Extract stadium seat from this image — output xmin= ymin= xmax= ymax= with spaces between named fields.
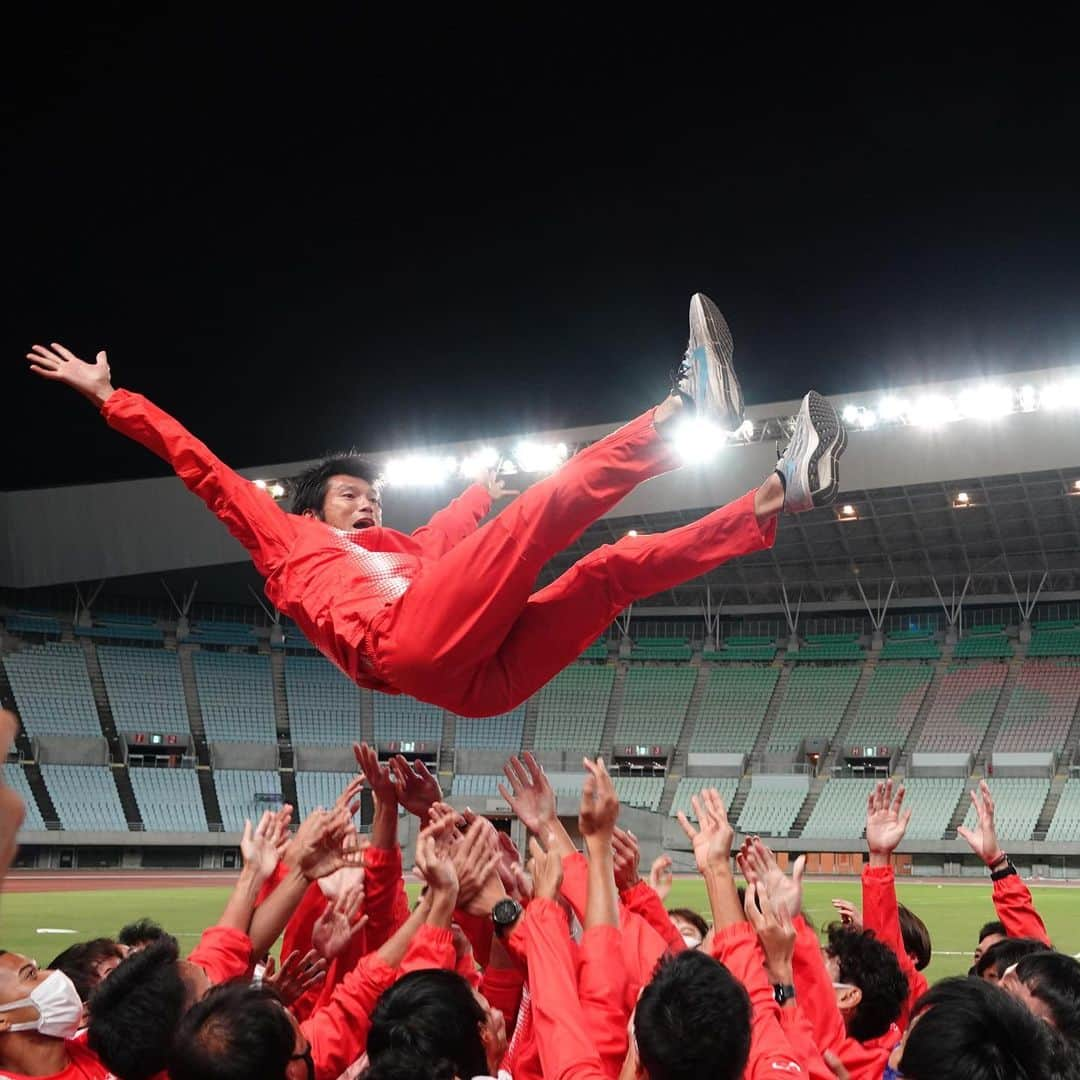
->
xmin=40 ymin=765 xmax=127 ymax=831
xmin=880 ymin=632 xmax=941 ymax=660
xmin=454 ymin=709 xmax=526 ymax=750
xmin=915 ymin=663 xmax=1007 ymax=753
xmin=193 ymin=653 xmax=277 ymax=743
xmin=767 ymin=666 xmax=860 ymax=754
xmin=128 ymin=767 xmax=208 ymax=831
xmin=285 ymin=655 xmax=362 ymax=746
xmin=2 ymin=763 xmax=45 ymax=829
xmin=846 ymin=664 xmax=933 ymax=749
xmin=953 ymin=633 xmax=1012 ymax=660
xmin=899 ymin=777 xmax=966 ymax=840
xmin=960 ymin=778 xmax=1048 ymax=842
xmin=1046 ymin=780 xmax=1080 ymax=842
xmin=213 ymin=769 xmax=282 ymax=831
xmin=994 ymin=660 xmax=1080 ymax=753
xmin=612 ymin=776 xmax=665 ymax=811
xmin=295 ymin=770 xmax=361 ymax=819
xmin=1028 ymin=626 xmax=1080 ymax=658
xmin=614 ymin=668 xmax=697 ymax=747
xmin=3 ymin=643 xmax=102 ymax=738
xmin=690 ymin=666 xmax=779 ymax=753
xmin=668 ymin=776 xmax=740 ymax=819
xmin=702 ymin=643 xmax=779 ymax=662
xmin=373 ymin=694 xmax=444 ymax=747
xmin=801 ymin=778 xmax=876 ymax=838
xmin=736 ymin=775 xmax=809 ymax=835
xmin=532 ymin=665 xmax=615 ymax=754
xmin=99 ymin=646 xmax=190 ymax=736
xmin=629 ymin=639 xmax=693 ymax=661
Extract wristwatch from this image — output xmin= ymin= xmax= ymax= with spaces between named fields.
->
xmin=492 ymin=897 xmax=524 ymax=936
xmin=773 ymin=983 xmax=796 ymax=1007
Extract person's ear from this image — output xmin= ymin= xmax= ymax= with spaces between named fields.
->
xmin=836 ymin=984 xmax=862 ymax=1012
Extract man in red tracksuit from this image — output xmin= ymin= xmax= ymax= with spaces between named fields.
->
xmin=26 ymin=299 xmax=846 ymax=716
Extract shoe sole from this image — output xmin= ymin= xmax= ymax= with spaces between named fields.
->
xmin=688 ymin=293 xmax=744 ymax=429
xmin=804 ymin=390 xmax=847 ymax=506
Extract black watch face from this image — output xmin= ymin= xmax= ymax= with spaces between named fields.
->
xmin=493 ymin=899 xmax=520 ymax=925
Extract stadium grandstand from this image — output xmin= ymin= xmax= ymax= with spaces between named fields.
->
xmin=2 ymin=365 xmax=1080 ymax=878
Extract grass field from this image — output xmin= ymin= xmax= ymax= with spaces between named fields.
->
xmin=1 ymin=879 xmax=1076 ymax=982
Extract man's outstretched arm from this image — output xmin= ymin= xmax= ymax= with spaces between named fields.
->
xmin=27 ymin=344 xmax=298 ymax=577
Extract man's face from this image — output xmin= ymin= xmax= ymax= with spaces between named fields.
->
xmin=973 ymin=932 xmax=1005 ymax=966
xmin=0 ymin=953 xmax=50 ymax=1032
xmin=669 ymin=915 xmax=703 ymax=949
xmin=472 ymin=988 xmax=507 ymax=1071
xmin=315 ymin=475 xmax=383 ymax=532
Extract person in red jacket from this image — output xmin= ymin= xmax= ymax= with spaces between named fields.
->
xmin=957 ymin=780 xmax=1051 ymax=945
xmin=25 ymin=297 xmax=847 ymax=717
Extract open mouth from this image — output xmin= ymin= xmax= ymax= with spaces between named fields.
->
xmin=352 ymin=516 xmax=375 ymax=529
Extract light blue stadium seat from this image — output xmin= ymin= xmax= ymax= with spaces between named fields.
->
xmin=128 ymin=767 xmax=208 ymax=831
xmin=3 ymin=644 xmax=102 ymax=738
xmin=40 ymin=765 xmax=127 ymax=831
xmin=99 ymin=646 xmax=189 ymax=736
xmin=286 ymin=655 xmax=362 ymax=746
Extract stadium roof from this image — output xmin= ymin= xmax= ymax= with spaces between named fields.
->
xmin=3 ymin=366 xmax=1079 ymax=617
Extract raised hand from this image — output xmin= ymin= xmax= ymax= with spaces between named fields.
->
xmin=578 ymin=757 xmax=619 ymax=841
xmin=744 ymin=879 xmax=796 ymax=985
xmin=498 ymin=752 xmax=556 ymax=835
xmin=956 ymin=779 xmax=1004 ymax=868
xmin=676 ymin=788 xmax=734 ymax=875
xmin=269 ymin=804 xmax=294 ymax=863
xmin=389 ymin=755 xmax=443 ymax=821
xmin=286 ymin=807 xmax=361 ymax=881
xmin=264 ymin=949 xmax=327 ymax=1006
xmin=312 ymin=882 xmax=368 ymax=960
xmin=334 ymin=774 xmax=366 ymax=817
xmin=353 ymin=742 xmax=398 ymax=810
xmin=737 ymin=837 xmax=805 ymax=920
xmin=831 ymin=897 xmax=863 ymax=930
xmin=451 ymin=816 xmax=505 ymax=916
xmin=26 ymin=343 xmax=115 ymax=406
xmin=317 ymin=827 xmax=367 ymax=901
xmin=528 ymin=836 xmax=564 ymax=901
xmin=612 ymin=826 xmax=641 ymax=892
xmin=241 ymin=811 xmax=284 ymax=882
xmin=648 ymin=853 xmax=674 ymax=901
xmin=865 ymin=780 xmax=912 ymax=861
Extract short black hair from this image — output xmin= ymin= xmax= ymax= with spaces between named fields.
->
xmin=975 ymin=937 xmax=1052 ymax=980
xmin=634 ymin=949 xmax=751 ymax=1080
xmin=87 ymin=938 xmax=188 ymax=1080
xmin=48 ymin=938 xmax=125 ymax=1002
xmin=367 ymin=970 xmax=487 ymax=1079
xmin=291 ymin=455 xmax=380 ymax=518
xmin=666 ymin=908 xmax=708 ymax=939
xmin=1015 ymin=951 xmax=1080 ymax=1041
xmin=169 ymin=981 xmax=295 ymax=1080
xmin=978 ymin=919 xmax=1007 ymax=943
xmin=901 ymin=977 xmax=1055 ymax=1079
xmin=825 ymin=925 xmax=907 ymax=1042
xmin=897 ymin=904 xmax=932 ymax=972
xmin=117 ymin=917 xmax=174 ymax=950
xmin=361 ymin=1048 xmax=459 ymax=1080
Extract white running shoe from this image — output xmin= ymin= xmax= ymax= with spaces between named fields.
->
xmin=674 ymin=293 xmax=745 ymax=431
xmin=776 ymin=391 xmax=847 ymax=512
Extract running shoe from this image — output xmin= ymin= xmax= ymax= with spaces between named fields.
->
xmin=776 ymin=391 xmax=847 ymax=512
xmin=674 ymin=293 xmax=745 ymax=431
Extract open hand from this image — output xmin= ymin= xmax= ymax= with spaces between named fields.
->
xmin=528 ymin=837 xmax=564 ymax=901
xmin=865 ymin=780 xmax=911 ymax=858
xmin=737 ymin=837 xmax=805 ymax=920
xmin=612 ymin=827 xmax=641 ymax=892
xmin=26 ymin=343 xmax=115 ymax=406
xmin=264 ymin=949 xmax=327 ymax=1006
xmin=390 ymin=755 xmax=442 ymax=821
xmin=498 ymin=753 xmax=556 ymax=835
xmin=649 ymin=854 xmax=673 ymax=901
xmin=578 ymin=757 xmax=619 ymax=840
xmin=676 ymin=788 xmax=734 ymax=875
xmin=956 ymin=779 xmax=1003 ymax=867
xmin=312 ymin=881 xmax=368 ymax=960
xmin=241 ymin=811 xmax=284 ymax=882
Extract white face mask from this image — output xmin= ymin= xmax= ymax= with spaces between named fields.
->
xmin=681 ymin=932 xmax=703 ymax=949
xmin=0 ymin=970 xmax=84 ymax=1038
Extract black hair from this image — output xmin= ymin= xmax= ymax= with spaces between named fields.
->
xmin=666 ymin=908 xmax=708 ymax=940
xmin=88 ymin=938 xmax=188 ymax=1080
xmin=634 ymin=949 xmax=751 ymax=1080
xmin=168 ymin=981 xmax=295 ymax=1080
xmin=897 ymin=904 xmax=932 ymax=972
xmin=901 ymin=977 xmax=1056 ymax=1079
xmin=48 ymin=938 xmax=125 ymax=1002
xmin=1015 ymin=951 xmax=1080 ymax=1041
xmin=825 ymin=924 xmax=907 ymax=1042
xmin=978 ymin=919 xmax=1007 ymax=943
xmin=361 ymin=1048 xmax=459 ymax=1080
xmin=975 ymin=937 xmax=1052 ymax=980
xmin=367 ymin=970 xmax=487 ymax=1079
xmin=291 ymin=455 xmax=380 ymax=518
xmin=117 ymin=918 xmax=175 ymax=950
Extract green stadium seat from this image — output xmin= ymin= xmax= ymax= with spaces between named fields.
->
xmin=533 ymin=665 xmax=615 ymax=754
xmin=767 ymin=666 xmax=860 ymax=754
xmin=615 ymin=668 xmax=697 ymax=747
xmin=690 ymin=667 xmax=778 ymax=753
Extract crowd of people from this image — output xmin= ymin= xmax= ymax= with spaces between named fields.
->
xmin=0 ymin=714 xmax=1077 ymax=1079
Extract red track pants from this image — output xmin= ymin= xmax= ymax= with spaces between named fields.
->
xmin=370 ymin=408 xmax=777 ymax=716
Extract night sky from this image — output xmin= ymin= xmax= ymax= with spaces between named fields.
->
xmin=4 ymin=13 xmax=1079 ymax=489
